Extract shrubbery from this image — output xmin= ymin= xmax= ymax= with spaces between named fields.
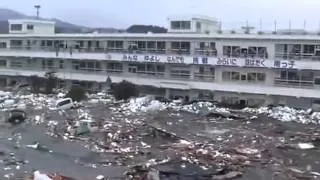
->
xmin=29 ymin=72 xmax=57 ymax=94
xmin=44 ymin=72 xmax=57 ymax=94
xmin=29 ymin=75 xmax=43 ymax=94
xmin=111 ymin=80 xmax=139 ymax=100
xmin=66 ymin=86 xmax=87 ymax=102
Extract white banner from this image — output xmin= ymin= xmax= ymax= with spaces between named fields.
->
xmin=116 ymin=54 xmax=298 ymax=69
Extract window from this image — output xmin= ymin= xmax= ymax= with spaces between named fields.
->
xmin=10 ymin=24 xmax=22 ymax=31
xmin=11 ymin=61 xmax=23 ymax=68
xmin=257 ymin=73 xmax=266 ymax=81
xmin=27 ymin=24 xmax=34 ymax=30
xmin=241 ymin=74 xmax=246 ymax=81
xmin=87 ymin=61 xmax=94 ymax=69
xmin=107 ymin=41 xmax=123 ymax=49
xmin=137 ymin=41 xmax=146 ymax=50
xmin=156 ymin=42 xmax=165 ymax=50
xmin=80 ymin=62 xmax=86 ymax=69
xmin=0 ymin=60 xmax=6 ymax=67
xmin=315 ymin=78 xmax=320 ymax=85
xmin=107 ymin=62 xmax=123 ymax=71
xmin=59 ymin=60 xmax=64 ymax=69
xmin=222 ymin=71 xmax=231 ymax=80
xmin=196 ymin=22 xmax=201 ymax=30
xmin=47 ymin=60 xmax=54 ymax=68
xmin=156 ymin=64 xmax=165 ymax=72
xmin=147 ymin=41 xmax=156 ymax=49
xmin=171 ymin=42 xmax=180 ymax=49
xmin=10 ymin=40 xmax=23 ymax=46
xmin=221 ymin=96 xmax=239 ymax=105
xmin=303 ymin=45 xmax=315 ymax=54
xmin=170 ymin=21 xmax=191 ymax=30
xmin=95 ymin=62 xmax=101 ymax=69
xmin=232 ymin=72 xmax=240 ymax=80
xmin=247 ymin=73 xmax=257 ymax=81
xmin=171 ymin=21 xmax=180 ymax=29
xmin=222 ymin=71 xmax=240 ymax=81
xmin=47 ymin=41 xmax=53 ymax=47
xmin=115 ymin=41 xmax=123 ymax=48
xmin=181 ymin=21 xmax=191 ymax=29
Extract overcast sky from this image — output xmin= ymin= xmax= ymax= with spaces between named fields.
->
xmin=1 ymin=0 xmax=320 ymax=30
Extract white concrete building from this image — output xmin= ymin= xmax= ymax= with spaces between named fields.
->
xmin=0 ymin=16 xmax=320 ymax=108
xmin=8 ymin=19 xmax=55 ymax=34
xmin=167 ymin=15 xmax=219 ymax=34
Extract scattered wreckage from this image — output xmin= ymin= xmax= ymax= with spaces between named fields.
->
xmin=0 ymin=109 xmax=27 ymax=125
xmin=0 ymin=90 xmax=320 ymax=179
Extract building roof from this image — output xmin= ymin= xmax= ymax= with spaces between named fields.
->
xmin=167 ymin=14 xmax=218 ymax=22
xmin=8 ymin=19 xmax=56 ymax=25
xmin=1 ymin=31 xmax=320 ymax=41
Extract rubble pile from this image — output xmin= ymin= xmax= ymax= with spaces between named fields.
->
xmin=1 ymin=91 xmax=320 ymax=179
xmin=243 ymin=106 xmax=320 ymax=124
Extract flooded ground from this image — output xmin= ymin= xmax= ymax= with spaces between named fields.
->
xmin=0 ymin=93 xmax=319 ymax=179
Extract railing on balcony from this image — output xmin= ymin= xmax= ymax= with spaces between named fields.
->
xmin=170 ymin=72 xmax=190 ymax=79
xmin=194 ymin=73 xmax=215 ymax=81
xmin=273 ymin=78 xmax=315 ymax=88
xmin=5 ymin=46 xmax=195 ymax=56
xmin=194 ymin=49 xmax=217 ymax=56
xmin=274 ymin=52 xmax=320 ymax=60
xmin=168 ymin=49 xmax=190 ymax=55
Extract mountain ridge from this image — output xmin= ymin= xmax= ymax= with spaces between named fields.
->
xmin=0 ymin=8 xmax=167 ymax=34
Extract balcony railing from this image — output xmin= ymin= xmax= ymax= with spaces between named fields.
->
xmin=194 ymin=73 xmax=215 ymax=81
xmin=222 ymin=53 xmax=268 ymax=59
xmin=194 ymin=49 xmax=217 ymax=56
xmin=5 ymin=46 xmax=195 ymax=56
xmin=275 ymin=52 xmax=320 ymax=60
xmin=274 ymin=78 xmax=315 ymax=88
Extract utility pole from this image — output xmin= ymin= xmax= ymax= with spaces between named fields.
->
xmin=34 ymin=5 xmax=41 ymax=19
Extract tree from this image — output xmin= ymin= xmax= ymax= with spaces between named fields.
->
xmin=44 ymin=71 xmax=58 ymax=94
xmin=111 ymin=80 xmax=139 ymax=100
xmin=105 ymin=76 xmax=112 ymax=93
xmin=66 ymin=86 xmax=87 ymax=102
xmin=29 ymin=75 xmax=43 ymax=93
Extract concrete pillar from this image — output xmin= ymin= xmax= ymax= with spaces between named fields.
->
xmin=64 ymin=80 xmax=73 ymax=90
xmin=190 ymin=42 xmax=196 ymax=55
xmin=6 ymin=77 xmax=11 ymax=86
xmin=122 ymin=62 xmax=129 ymax=76
xmin=165 ymin=42 xmax=171 ymax=54
xmin=164 ymin=64 xmax=170 ymax=78
xmin=165 ymin=88 xmax=171 ymax=99
xmin=123 ymin=41 xmax=129 ymax=50
xmin=189 ymin=65 xmax=195 ymax=80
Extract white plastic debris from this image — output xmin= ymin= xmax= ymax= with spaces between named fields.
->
xmin=298 ymin=143 xmax=315 ymax=149
xmin=57 ymin=92 xmax=65 ymax=98
xmin=179 ymin=139 xmax=192 ymax=145
xmin=243 ymin=106 xmax=320 ymax=124
xmin=33 ymin=171 xmax=53 ymax=180
xmin=236 ymin=148 xmax=259 ymax=155
xmin=26 ymin=142 xmax=39 ymax=149
xmin=96 ymin=175 xmax=105 ymax=180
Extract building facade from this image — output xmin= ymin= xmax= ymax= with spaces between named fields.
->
xmin=0 ymin=17 xmax=320 ymax=108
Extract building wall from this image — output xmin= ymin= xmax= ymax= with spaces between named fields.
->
xmin=32 ymin=23 xmax=55 ymax=34
xmin=8 ymin=20 xmax=55 ymax=34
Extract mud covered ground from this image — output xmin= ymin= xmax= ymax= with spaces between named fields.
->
xmin=0 ymin=94 xmax=319 ymax=179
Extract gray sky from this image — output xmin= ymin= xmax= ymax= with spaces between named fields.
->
xmin=1 ymin=0 xmax=320 ymax=30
